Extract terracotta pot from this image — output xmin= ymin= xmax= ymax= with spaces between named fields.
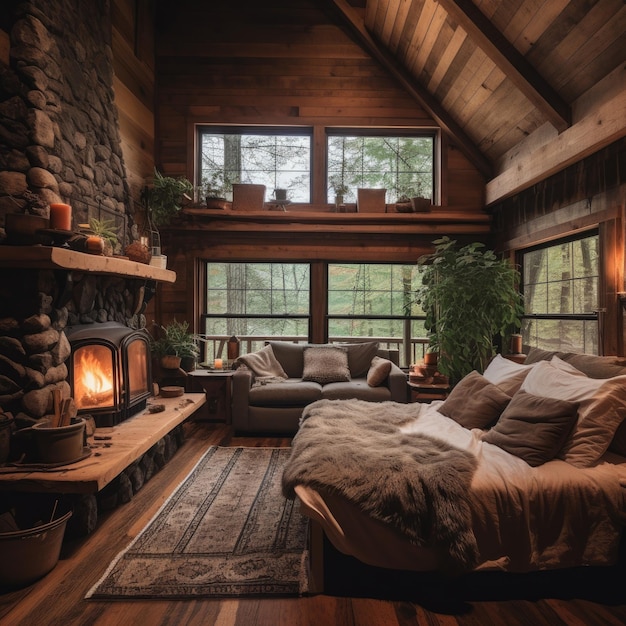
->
xmin=161 ymin=355 xmax=182 ymax=370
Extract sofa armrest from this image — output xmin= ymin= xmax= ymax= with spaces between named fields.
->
xmin=387 ymin=362 xmax=408 ymax=403
xmin=232 ymin=367 xmax=255 ymax=430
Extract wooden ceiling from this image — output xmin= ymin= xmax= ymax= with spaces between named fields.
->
xmin=335 ymin=0 xmax=626 ymax=184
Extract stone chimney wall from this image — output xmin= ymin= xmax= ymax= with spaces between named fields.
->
xmin=0 ymin=0 xmax=130 ymax=227
xmin=0 ymin=0 xmax=146 ymax=427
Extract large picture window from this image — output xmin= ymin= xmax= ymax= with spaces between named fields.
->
xmin=202 ymin=261 xmax=427 ymax=367
xmin=327 ymin=131 xmax=435 ymax=204
xmin=327 ymin=263 xmax=426 ymax=366
xmin=196 ymin=125 xmax=437 ymax=206
xmin=202 ymin=262 xmax=311 ymax=362
xmin=197 ymin=127 xmax=312 ymax=201
xmin=521 ymin=233 xmax=599 ymax=354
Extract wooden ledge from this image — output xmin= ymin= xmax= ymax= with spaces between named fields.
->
xmin=0 ymin=246 xmax=176 ymax=283
xmin=0 ymin=393 xmax=206 ymax=494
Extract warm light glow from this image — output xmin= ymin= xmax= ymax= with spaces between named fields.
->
xmin=74 ymin=346 xmax=114 ymax=409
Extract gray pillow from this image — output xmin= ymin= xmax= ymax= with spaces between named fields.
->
xmin=439 ymin=371 xmax=511 ymax=429
xmin=483 ymin=390 xmax=579 ymax=467
xmin=337 ymin=341 xmax=379 ymax=378
xmin=302 ymin=346 xmax=350 ymax=384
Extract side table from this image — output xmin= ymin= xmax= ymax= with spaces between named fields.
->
xmin=407 ymin=381 xmax=451 ymax=403
xmin=186 ymin=369 xmax=235 ymax=423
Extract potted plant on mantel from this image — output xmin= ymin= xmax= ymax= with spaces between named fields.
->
xmin=414 ymin=237 xmax=524 ymax=384
xmin=150 ymin=320 xmax=200 ymax=372
xmin=202 ymin=172 xmax=233 ymax=210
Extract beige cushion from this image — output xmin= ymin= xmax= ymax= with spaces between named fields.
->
xmin=439 ymin=371 xmax=511 ymax=430
xmin=237 ymin=345 xmax=287 ymax=379
xmin=482 ymin=391 xmax=579 ymax=467
xmin=521 ymin=360 xmax=626 ymax=467
xmin=560 ymin=376 xmax=626 ymax=467
xmin=367 ymin=356 xmax=392 ymax=387
xmin=302 ymin=346 xmax=350 ymax=384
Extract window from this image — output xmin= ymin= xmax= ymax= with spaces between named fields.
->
xmin=197 ymin=127 xmax=312 ymax=202
xmin=202 ymin=263 xmax=310 ymax=361
xmin=202 ymin=262 xmax=428 ymax=367
xmin=327 ymin=263 xmax=426 ymax=366
xmin=327 ymin=131 xmax=435 ymax=203
xmin=196 ymin=126 xmax=438 ymax=205
xmin=521 ymin=233 xmax=599 ymax=354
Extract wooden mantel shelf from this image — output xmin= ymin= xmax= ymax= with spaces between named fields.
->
xmin=178 ymin=207 xmax=491 ymax=235
xmin=0 ymin=245 xmax=176 ymax=283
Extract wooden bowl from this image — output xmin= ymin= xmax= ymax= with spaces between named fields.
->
xmin=160 ymin=386 xmax=184 ymax=398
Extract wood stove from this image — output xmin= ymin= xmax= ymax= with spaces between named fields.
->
xmin=65 ymin=322 xmax=152 ymax=427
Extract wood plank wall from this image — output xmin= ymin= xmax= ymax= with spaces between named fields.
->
xmin=111 ymin=0 xmax=155 ymax=203
xmin=147 ymin=0 xmax=486 ymax=330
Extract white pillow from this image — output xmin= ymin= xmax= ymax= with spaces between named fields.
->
xmin=549 ymin=355 xmax=587 ymax=376
xmin=483 ymin=354 xmax=534 ymax=385
xmin=520 ymin=360 xmax=607 ymax=402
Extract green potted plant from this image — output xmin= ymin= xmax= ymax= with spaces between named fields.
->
xmin=414 ymin=237 xmax=524 ymax=384
xmin=150 ymin=320 xmax=200 ymax=372
xmin=83 ymin=218 xmax=120 ymax=256
xmin=143 ymin=169 xmax=194 ymax=228
xmin=202 ymin=172 xmax=233 ymax=209
xmin=329 ymin=176 xmax=349 ymax=207
xmin=410 ymin=180 xmax=432 ymax=212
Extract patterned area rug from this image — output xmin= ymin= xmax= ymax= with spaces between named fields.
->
xmin=86 ymin=446 xmax=309 ymax=598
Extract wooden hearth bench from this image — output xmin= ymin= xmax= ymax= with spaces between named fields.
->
xmin=0 ymin=393 xmax=206 ymax=535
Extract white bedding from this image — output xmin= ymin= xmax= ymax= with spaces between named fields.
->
xmin=295 ymin=400 xmax=626 ymax=573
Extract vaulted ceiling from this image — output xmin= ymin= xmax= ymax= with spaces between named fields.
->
xmin=334 ymin=0 xmax=626 ymax=201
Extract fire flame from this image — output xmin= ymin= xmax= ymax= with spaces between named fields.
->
xmin=75 ymin=348 xmax=114 ymax=408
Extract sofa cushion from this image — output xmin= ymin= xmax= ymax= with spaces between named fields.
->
xmin=268 ymin=341 xmax=309 ymax=378
xmin=237 ymin=344 xmax=287 ymax=378
xmin=367 ymin=356 xmax=392 ymax=387
xmin=302 ymin=345 xmax=350 ymax=384
xmin=249 ymin=379 xmax=322 ymax=407
xmin=322 ymin=379 xmax=392 ymax=402
xmin=337 ymin=341 xmax=380 ymax=378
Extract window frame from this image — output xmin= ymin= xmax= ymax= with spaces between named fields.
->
xmin=519 ymin=231 xmax=600 ymax=354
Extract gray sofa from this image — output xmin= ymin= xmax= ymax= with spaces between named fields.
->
xmin=231 ymin=340 xmax=407 ymax=434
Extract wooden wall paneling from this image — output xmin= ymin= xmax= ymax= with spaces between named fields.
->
xmin=599 ymin=218 xmax=624 ymax=356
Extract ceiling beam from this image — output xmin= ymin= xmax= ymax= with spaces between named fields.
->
xmin=438 ymin=0 xmax=571 ymax=132
xmin=327 ymin=0 xmax=493 ymax=179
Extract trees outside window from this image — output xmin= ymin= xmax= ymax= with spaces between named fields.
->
xmin=522 ymin=233 xmax=599 ymax=354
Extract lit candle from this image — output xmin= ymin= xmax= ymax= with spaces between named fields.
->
xmin=214 ymin=358 xmax=223 ymax=369
xmin=49 ymin=203 xmax=72 ymax=231
xmin=510 ymin=334 xmax=523 ymax=354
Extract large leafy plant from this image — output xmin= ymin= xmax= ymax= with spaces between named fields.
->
xmin=415 ymin=237 xmax=524 ymax=383
xmin=143 ymin=169 xmax=193 ymax=227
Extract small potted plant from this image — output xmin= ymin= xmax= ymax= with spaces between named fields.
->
xmin=394 ymin=184 xmax=414 ymax=213
xmin=83 ymin=218 xmax=120 ymax=256
xmin=329 ymin=176 xmax=349 ymax=209
xmin=142 ymin=169 xmax=194 ymax=228
xmin=202 ymin=172 xmax=233 ymax=209
xmin=150 ymin=320 xmax=200 ymax=372
xmin=410 ymin=181 xmax=432 ymax=212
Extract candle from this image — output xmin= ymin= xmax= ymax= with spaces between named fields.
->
xmin=49 ymin=203 xmax=72 ymax=231
xmin=510 ymin=334 xmax=523 ymax=354
xmin=214 ymin=358 xmax=223 ymax=369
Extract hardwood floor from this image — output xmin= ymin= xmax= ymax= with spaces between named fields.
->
xmin=1 ymin=419 xmax=625 ymax=626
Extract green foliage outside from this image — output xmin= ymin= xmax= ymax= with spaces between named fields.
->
xmin=414 ymin=237 xmax=524 ymax=383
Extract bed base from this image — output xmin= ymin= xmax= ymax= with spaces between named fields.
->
xmin=308 ymin=520 xmax=626 ymax=604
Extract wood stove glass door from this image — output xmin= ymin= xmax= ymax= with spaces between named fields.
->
xmin=73 ymin=344 xmax=117 ymax=412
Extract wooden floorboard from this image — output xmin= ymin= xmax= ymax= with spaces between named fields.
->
xmin=0 ymin=420 xmax=625 ymax=626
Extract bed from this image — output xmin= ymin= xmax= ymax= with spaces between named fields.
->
xmin=281 ymin=349 xmax=626 ymax=592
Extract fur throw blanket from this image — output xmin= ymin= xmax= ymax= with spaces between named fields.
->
xmin=282 ymin=399 xmax=479 ymax=572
